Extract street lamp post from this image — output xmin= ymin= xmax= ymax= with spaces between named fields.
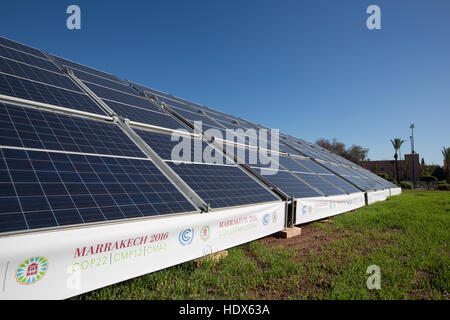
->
xmin=410 ymin=123 xmax=415 ymax=187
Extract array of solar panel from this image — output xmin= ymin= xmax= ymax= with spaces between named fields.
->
xmin=228 ymin=147 xmax=323 ymax=197
xmin=0 ymin=37 xmax=107 ymax=116
xmin=49 ymin=54 xmax=123 ymax=83
xmin=320 ymin=162 xmax=384 ymax=191
xmin=135 ymin=129 xmax=228 ymax=164
xmin=356 ymin=168 xmax=398 ymax=188
xmin=0 ymin=73 xmax=107 ymax=116
xmin=130 ymin=82 xmax=252 ymax=140
xmin=255 ymin=168 xmax=322 ymax=198
xmin=0 ymin=102 xmax=144 ymax=158
xmin=0 ymin=148 xmax=197 ymax=234
xmin=318 ymin=174 xmax=361 ymax=194
xmin=0 ymin=45 xmax=60 ymax=73
xmin=158 ymin=96 xmax=223 ymax=128
xmin=131 ymin=129 xmax=279 ymax=208
xmin=167 ymin=162 xmax=279 ymax=208
xmin=48 ymin=57 xmax=188 ymax=130
xmin=72 ymin=69 xmax=138 ymax=96
xmin=230 ymin=146 xmax=360 ymax=196
xmin=293 ymin=173 xmax=344 ymax=196
xmin=0 ymin=37 xmax=47 ymax=59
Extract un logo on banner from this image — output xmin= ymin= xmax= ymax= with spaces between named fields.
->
xmin=262 ymin=213 xmax=270 ymax=226
xmin=302 ymin=205 xmax=307 ymax=215
xmin=178 ymin=228 xmax=194 ymax=246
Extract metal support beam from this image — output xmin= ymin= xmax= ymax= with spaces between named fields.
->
xmin=64 ymin=69 xmax=117 ymax=117
xmin=115 ymin=118 xmax=210 ymax=212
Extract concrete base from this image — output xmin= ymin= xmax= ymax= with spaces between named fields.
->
xmin=275 ymin=227 xmax=302 ymax=239
xmin=195 ymin=250 xmax=228 ymax=265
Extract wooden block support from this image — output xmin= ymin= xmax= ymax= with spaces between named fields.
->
xmin=195 ymin=250 xmax=228 ymax=265
xmin=275 ymin=227 xmax=302 ymax=239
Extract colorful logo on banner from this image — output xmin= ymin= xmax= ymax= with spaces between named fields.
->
xmin=302 ymin=205 xmax=312 ymax=215
xmin=262 ymin=213 xmax=270 ymax=226
xmin=199 ymin=225 xmax=211 ymax=241
xmin=178 ymin=227 xmax=194 ymax=246
xmin=15 ymin=256 xmax=49 ymax=285
xmin=271 ymin=212 xmax=277 ymax=224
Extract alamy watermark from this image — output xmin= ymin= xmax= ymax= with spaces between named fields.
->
xmin=170 ymin=121 xmax=280 ymax=175
xmin=366 ymin=264 xmax=381 ymax=290
xmin=366 ymin=5 xmax=381 ymax=30
xmin=66 ymin=5 xmax=81 ymax=30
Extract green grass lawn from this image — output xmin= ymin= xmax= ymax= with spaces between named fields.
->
xmin=77 ymin=190 xmax=449 ymax=300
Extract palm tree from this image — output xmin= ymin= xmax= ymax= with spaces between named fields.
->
xmin=391 ymin=138 xmax=405 ymax=183
xmin=442 ymin=147 xmax=450 ymax=182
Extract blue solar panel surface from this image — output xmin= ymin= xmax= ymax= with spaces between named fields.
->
xmin=255 ymin=169 xmax=322 ymax=198
xmin=168 ymin=162 xmax=279 ymax=209
xmin=0 ymin=148 xmax=196 ymax=234
xmin=0 ymin=73 xmax=106 ymax=115
xmin=0 ymin=37 xmax=47 ymax=59
xmin=0 ymin=103 xmax=144 ymax=157
xmin=49 ymin=54 xmax=123 ymax=83
xmin=294 ymin=172 xmax=344 ymax=196
xmin=0 ymin=45 xmax=60 ymax=73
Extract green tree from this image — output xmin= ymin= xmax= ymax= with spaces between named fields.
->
xmin=390 ymin=138 xmax=405 ymax=183
xmin=421 ymin=175 xmax=437 ymax=190
xmin=315 ymin=138 xmax=369 ymax=165
xmin=442 ymin=147 xmax=450 ymax=182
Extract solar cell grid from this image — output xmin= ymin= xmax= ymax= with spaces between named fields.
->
xmin=135 ymin=129 xmax=227 ymax=164
xmin=49 ymin=54 xmax=123 ymax=83
xmin=319 ymin=174 xmax=361 ymax=194
xmin=108 ymin=101 xmax=186 ymax=130
xmin=168 ymin=105 xmax=222 ymax=129
xmin=0 ymin=57 xmax=81 ymax=92
xmin=0 ymin=73 xmax=107 ymax=116
xmin=254 ymin=169 xmax=322 ymax=198
xmin=294 ymin=172 xmax=344 ymax=196
xmin=0 ymin=45 xmax=60 ymax=73
xmin=0 ymin=103 xmax=144 ymax=157
xmin=0 ymin=37 xmax=46 ymax=59
xmin=73 ymin=70 xmax=138 ymax=96
xmin=168 ymin=162 xmax=279 ymax=209
xmin=84 ymin=82 xmax=161 ymax=113
xmin=0 ymin=148 xmax=196 ymax=234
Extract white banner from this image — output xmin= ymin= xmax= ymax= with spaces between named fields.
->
xmin=0 ymin=201 xmax=285 ymax=300
xmin=367 ymin=189 xmax=390 ymax=205
xmin=295 ymin=193 xmax=365 ymax=225
xmin=389 ymin=188 xmax=402 ymax=196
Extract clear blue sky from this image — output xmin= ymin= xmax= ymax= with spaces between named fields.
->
xmin=1 ymin=0 xmax=449 ymax=165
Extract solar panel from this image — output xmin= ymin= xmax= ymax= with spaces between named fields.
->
xmin=293 ymin=172 xmax=344 ymax=196
xmin=0 ymin=41 xmax=108 ymax=117
xmin=0 ymin=57 xmax=82 ymax=92
xmin=135 ymin=129 xmax=227 ymax=164
xmin=0 ymin=45 xmax=60 ymax=73
xmin=107 ymin=101 xmax=187 ymax=130
xmin=0 ymin=102 xmax=144 ymax=158
xmin=164 ymin=103 xmax=223 ymax=129
xmin=0 ymin=148 xmax=197 ymax=234
xmin=46 ymin=58 xmax=188 ymax=130
xmin=292 ymin=158 xmax=331 ymax=174
xmin=318 ymin=174 xmax=361 ymax=194
xmin=254 ymin=169 xmax=322 ymax=198
xmin=72 ymin=70 xmax=138 ymax=96
xmin=0 ymin=37 xmax=47 ymax=59
xmin=49 ymin=54 xmax=123 ymax=83
xmin=0 ymin=73 xmax=107 ymax=115
xmin=167 ymin=162 xmax=279 ymax=209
